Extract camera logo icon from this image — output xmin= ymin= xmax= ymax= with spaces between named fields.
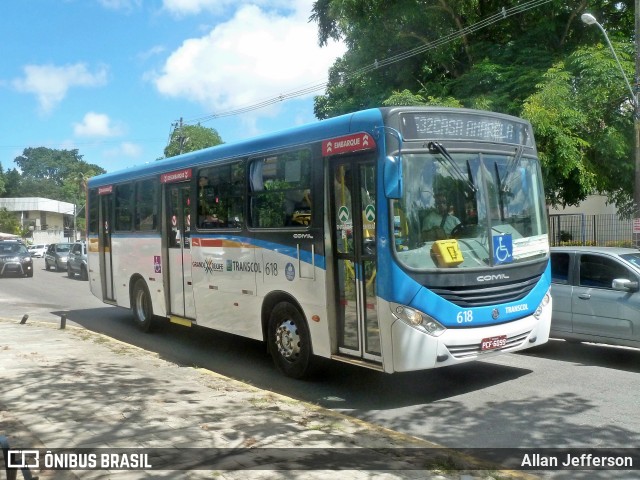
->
xmin=7 ymin=450 xmax=39 ymax=468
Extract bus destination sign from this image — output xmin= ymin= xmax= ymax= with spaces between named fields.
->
xmin=400 ymin=112 xmax=533 ymax=146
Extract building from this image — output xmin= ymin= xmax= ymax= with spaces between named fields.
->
xmin=0 ymin=197 xmax=78 ymax=244
xmin=548 ymin=194 xmax=618 ymax=216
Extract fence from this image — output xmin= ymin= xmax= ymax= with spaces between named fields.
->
xmin=549 ymin=213 xmax=634 ymax=247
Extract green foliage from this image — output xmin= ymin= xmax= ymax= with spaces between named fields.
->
xmin=0 ymin=164 xmax=5 ymax=196
xmin=2 ymin=169 xmax=22 ymax=197
xmin=382 ymin=90 xmax=426 ymax=106
xmin=5 ymin=147 xmax=106 ymax=205
xmin=163 ymin=124 xmax=224 ymax=158
xmin=310 ymin=0 xmax=636 ymax=211
xmin=0 ymin=208 xmax=20 ymax=234
xmin=256 ymin=180 xmax=287 ymax=228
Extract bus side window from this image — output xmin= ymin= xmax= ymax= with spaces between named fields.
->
xmin=198 ymin=163 xmax=244 ymax=229
xmin=135 ymin=179 xmax=158 ymax=231
xmin=114 ymin=183 xmax=133 ymax=231
xmin=249 ymin=149 xmax=312 ymax=228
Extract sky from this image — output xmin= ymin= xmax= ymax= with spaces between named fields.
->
xmin=0 ymin=0 xmax=346 ymax=174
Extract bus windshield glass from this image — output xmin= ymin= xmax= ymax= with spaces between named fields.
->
xmin=392 ymin=149 xmax=548 ymax=270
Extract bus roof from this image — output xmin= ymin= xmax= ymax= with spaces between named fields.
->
xmin=88 ymin=108 xmax=386 ymax=188
xmin=87 ymin=106 xmax=534 ymax=188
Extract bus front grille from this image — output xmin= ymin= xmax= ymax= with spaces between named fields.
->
xmin=446 ymin=331 xmax=531 ymax=359
xmin=431 ymin=274 xmax=541 ymax=308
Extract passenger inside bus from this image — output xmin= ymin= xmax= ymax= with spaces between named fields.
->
xmin=420 ymin=192 xmax=460 ymax=242
xmin=198 ymin=174 xmax=224 ymax=228
xmin=284 ymin=189 xmax=312 ymax=226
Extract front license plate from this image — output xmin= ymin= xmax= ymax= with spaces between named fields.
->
xmin=481 ymin=335 xmax=507 ymax=351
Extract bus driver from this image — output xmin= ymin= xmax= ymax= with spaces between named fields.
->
xmin=421 ymin=192 xmax=460 ymax=241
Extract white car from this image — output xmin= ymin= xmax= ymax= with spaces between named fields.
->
xmin=28 ymin=244 xmax=48 ymax=258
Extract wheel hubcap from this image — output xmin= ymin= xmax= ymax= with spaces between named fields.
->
xmin=275 ymin=319 xmax=300 ymax=361
xmin=135 ymin=290 xmax=147 ymax=322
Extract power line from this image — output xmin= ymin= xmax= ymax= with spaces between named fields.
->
xmin=181 ymin=0 xmax=554 ymax=126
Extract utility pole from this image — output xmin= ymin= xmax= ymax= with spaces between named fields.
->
xmin=634 ymin=0 xmax=640 ymax=247
xmin=582 ymin=11 xmax=640 ymax=247
xmin=177 ymin=117 xmax=189 ymax=155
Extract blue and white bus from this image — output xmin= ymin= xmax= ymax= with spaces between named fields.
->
xmin=87 ymin=107 xmax=551 ymax=378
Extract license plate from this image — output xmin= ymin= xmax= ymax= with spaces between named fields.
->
xmin=481 ymin=335 xmax=507 ymax=351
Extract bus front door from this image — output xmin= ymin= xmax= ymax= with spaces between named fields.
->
xmin=331 ymin=159 xmax=381 ymax=363
xmin=166 ymin=184 xmax=196 ymax=319
xmin=99 ymin=192 xmax=115 ymax=302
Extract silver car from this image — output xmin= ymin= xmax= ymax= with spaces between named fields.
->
xmin=67 ymin=241 xmax=88 ymax=280
xmin=45 ymin=243 xmax=71 ymax=271
xmin=550 ymin=246 xmax=640 ymax=349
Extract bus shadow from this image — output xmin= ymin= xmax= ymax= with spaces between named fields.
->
xmin=517 ymin=338 xmax=640 ymax=374
xmin=54 ymin=307 xmax=531 ymax=411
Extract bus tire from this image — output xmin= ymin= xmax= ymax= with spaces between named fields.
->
xmin=268 ymin=302 xmax=312 ymax=379
xmin=131 ymin=278 xmax=154 ymax=332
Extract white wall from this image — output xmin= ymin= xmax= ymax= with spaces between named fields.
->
xmin=549 ymin=194 xmax=618 ymax=216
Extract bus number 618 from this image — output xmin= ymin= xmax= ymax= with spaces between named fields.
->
xmin=456 ymin=310 xmax=473 ymax=323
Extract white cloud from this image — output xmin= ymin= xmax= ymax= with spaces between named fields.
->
xmin=153 ymin=1 xmax=345 ymax=114
xmin=162 ymin=0 xmax=292 ymax=16
xmin=98 ymin=0 xmax=142 ymax=11
xmin=13 ymin=63 xmax=108 ymax=113
xmin=138 ymin=45 xmax=167 ymax=62
xmin=74 ymin=112 xmax=123 ymax=137
xmin=162 ymin=0 xmax=220 ymax=15
xmin=104 ymin=142 xmax=143 ymax=158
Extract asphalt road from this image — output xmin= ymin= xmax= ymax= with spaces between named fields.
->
xmin=2 ymin=257 xmax=639 ymax=479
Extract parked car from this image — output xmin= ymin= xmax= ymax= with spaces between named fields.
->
xmin=67 ymin=241 xmax=88 ymax=280
xmin=550 ymin=246 xmax=640 ymax=349
xmin=28 ymin=243 xmax=48 ymax=258
xmin=45 ymin=243 xmax=72 ymax=271
xmin=0 ymin=240 xmax=33 ymax=277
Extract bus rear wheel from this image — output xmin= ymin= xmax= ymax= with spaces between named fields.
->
xmin=131 ymin=279 xmax=154 ymax=332
xmin=268 ymin=302 xmax=312 ymax=379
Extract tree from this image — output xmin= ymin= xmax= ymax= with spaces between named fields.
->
xmin=163 ymin=123 xmax=224 ymax=158
xmin=2 ymin=169 xmax=23 ymax=198
xmin=11 ymin=147 xmax=105 ymax=204
xmin=0 ymin=208 xmax=20 ymax=235
xmin=523 ymin=42 xmax=636 ymax=214
xmin=0 ymin=164 xmax=6 ymax=197
xmin=310 ymin=0 xmax=636 ymax=210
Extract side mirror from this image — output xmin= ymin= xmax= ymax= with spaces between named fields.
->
xmin=383 ymin=155 xmax=403 ymax=199
xmin=612 ymin=278 xmax=639 ymax=292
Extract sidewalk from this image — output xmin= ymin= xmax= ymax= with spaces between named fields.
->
xmin=0 ymin=318 xmax=534 ymax=480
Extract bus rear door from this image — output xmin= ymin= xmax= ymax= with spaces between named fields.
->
xmin=330 ymin=158 xmax=381 ymax=364
xmin=165 ymin=182 xmax=196 ymax=320
xmin=98 ymin=187 xmax=115 ymax=302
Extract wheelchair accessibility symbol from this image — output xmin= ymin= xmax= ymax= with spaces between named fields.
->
xmin=493 ymin=234 xmax=513 ymax=265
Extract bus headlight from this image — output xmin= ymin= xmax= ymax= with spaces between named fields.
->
xmin=533 ymin=290 xmax=551 ymax=320
xmin=390 ymin=303 xmax=446 ymax=337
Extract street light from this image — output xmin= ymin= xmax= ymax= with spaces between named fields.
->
xmin=581 ymin=12 xmax=640 ymax=247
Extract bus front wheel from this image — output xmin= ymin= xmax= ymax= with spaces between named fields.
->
xmin=131 ymin=279 xmax=154 ymax=332
xmin=268 ymin=302 xmax=312 ymax=379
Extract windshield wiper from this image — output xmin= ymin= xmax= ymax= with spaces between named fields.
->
xmin=499 ymin=145 xmax=524 ymax=192
xmin=428 ymin=142 xmax=477 ymax=193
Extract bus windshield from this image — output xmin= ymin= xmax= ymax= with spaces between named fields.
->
xmin=392 ymin=149 xmax=548 ymax=270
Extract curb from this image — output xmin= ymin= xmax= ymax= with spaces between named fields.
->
xmin=1 ymin=317 xmax=539 ymax=479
